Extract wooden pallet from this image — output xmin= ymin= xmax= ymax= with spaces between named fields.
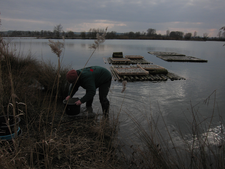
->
xmin=138 ymin=64 xmax=168 ymax=74
xmin=112 ymin=65 xmax=149 ymax=75
xmin=156 ymin=55 xmax=208 ymax=62
xmin=148 ymin=51 xmax=208 ymax=62
xmin=110 ymin=65 xmax=185 ymax=82
xmin=148 ymin=51 xmax=185 ymax=56
xmin=138 ymin=64 xmax=165 ymax=70
xmin=125 ymin=55 xmax=144 ymax=59
xmin=110 ymin=58 xmax=131 ymax=62
xmin=107 ymin=57 xmax=152 ymax=65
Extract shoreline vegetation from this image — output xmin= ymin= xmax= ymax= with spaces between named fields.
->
xmin=1 ymin=30 xmax=225 ymax=169
xmin=2 ymin=34 xmax=225 ymax=42
xmin=0 ymin=29 xmax=126 ymax=169
xmin=1 ymin=27 xmax=225 ymax=42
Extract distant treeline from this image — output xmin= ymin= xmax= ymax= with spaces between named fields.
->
xmin=1 ymin=28 xmax=225 ymax=41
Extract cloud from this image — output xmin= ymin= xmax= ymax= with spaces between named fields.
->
xmin=0 ymin=0 xmax=225 ymax=36
xmin=66 ymin=20 xmax=126 ymax=32
xmin=1 ymin=17 xmax=55 ymax=31
xmin=2 ymin=18 xmax=51 ymax=25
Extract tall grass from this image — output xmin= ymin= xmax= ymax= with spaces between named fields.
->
xmin=0 ymin=29 xmax=123 ymax=169
xmin=124 ymin=90 xmax=225 ymax=169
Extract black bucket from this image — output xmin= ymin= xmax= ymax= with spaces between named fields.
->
xmin=0 ymin=115 xmax=21 ymax=140
xmin=63 ymin=98 xmax=80 ymax=116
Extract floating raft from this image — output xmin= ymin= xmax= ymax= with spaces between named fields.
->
xmin=113 ymin=65 xmax=149 ymax=76
xmin=110 ymin=65 xmax=185 ymax=82
xmin=148 ymin=51 xmax=208 ymax=62
xmin=109 ymin=58 xmax=131 ymax=64
xmin=148 ymin=52 xmax=185 ymax=56
xmin=106 ymin=55 xmax=152 ymax=65
xmin=138 ymin=64 xmax=168 ymax=74
xmin=125 ymin=55 xmax=144 ymax=59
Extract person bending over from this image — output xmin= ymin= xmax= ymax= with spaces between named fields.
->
xmin=65 ymin=66 xmax=112 ymax=116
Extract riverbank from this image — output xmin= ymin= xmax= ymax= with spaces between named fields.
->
xmin=0 ymin=43 xmax=125 ymax=168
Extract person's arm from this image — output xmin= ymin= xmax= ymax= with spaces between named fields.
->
xmin=65 ymin=95 xmax=70 ymax=100
xmin=79 ymin=78 xmax=96 ymax=103
xmin=68 ymin=82 xmax=80 ymax=98
xmin=75 ymin=100 xmax=82 ymax=105
xmin=80 ymin=87 xmax=96 ymax=103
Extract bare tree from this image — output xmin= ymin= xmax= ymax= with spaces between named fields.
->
xmin=203 ymin=33 xmax=208 ymax=40
xmin=166 ymin=30 xmax=170 ymax=37
xmin=106 ymin=31 xmax=117 ymax=39
xmin=184 ymin=33 xmax=192 ymax=40
xmin=81 ymin=31 xmax=86 ymax=39
xmin=219 ymin=26 xmax=225 ymax=46
xmin=67 ymin=31 xmax=75 ymax=38
xmin=54 ymin=24 xmax=63 ymax=38
xmin=141 ymin=31 xmax=146 ymax=36
xmin=203 ymin=33 xmax=208 ymax=38
xmin=218 ymin=26 xmax=225 ymax=38
xmin=128 ymin=31 xmax=135 ymax=38
xmin=147 ymin=28 xmax=156 ymax=36
xmin=170 ymin=31 xmax=184 ymax=39
xmin=194 ymin=31 xmax=197 ymax=37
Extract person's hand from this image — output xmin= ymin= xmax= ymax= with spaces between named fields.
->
xmin=75 ymin=100 xmax=82 ymax=106
xmin=65 ymin=96 xmax=70 ymax=100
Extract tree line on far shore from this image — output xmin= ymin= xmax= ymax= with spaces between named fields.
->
xmin=1 ymin=24 xmax=225 ymax=41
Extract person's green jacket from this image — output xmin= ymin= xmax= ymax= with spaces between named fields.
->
xmin=68 ymin=66 xmax=111 ymax=103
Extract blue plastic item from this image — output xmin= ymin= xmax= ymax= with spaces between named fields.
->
xmin=0 ymin=127 xmax=21 ymax=141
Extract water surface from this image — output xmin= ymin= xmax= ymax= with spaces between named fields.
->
xmin=8 ymin=38 xmax=225 ymax=149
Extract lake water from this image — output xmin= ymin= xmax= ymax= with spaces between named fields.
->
xmin=6 ymin=38 xmax=225 ymax=152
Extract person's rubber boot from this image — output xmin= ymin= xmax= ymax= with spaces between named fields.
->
xmin=83 ymin=107 xmax=95 ymax=118
xmin=101 ymin=100 xmax=110 ymax=118
xmin=83 ymin=107 xmax=93 ymax=113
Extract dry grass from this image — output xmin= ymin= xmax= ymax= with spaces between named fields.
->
xmin=124 ymin=90 xmax=225 ymax=169
xmin=0 ymin=113 xmax=122 ymax=169
xmin=0 ymin=33 xmax=123 ymax=169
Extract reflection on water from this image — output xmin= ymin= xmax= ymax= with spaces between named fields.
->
xmin=5 ymin=38 xmax=225 ymax=152
xmin=166 ymin=122 xmax=225 ymax=154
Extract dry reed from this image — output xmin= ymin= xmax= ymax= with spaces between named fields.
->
xmin=0 ymin=28 xmax=123 ymax=169
xmin=123 ymin=90 xmax=225 ymax=169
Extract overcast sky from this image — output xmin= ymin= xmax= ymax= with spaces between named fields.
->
xmin=1 ymin=0 xmax=225 ymax=37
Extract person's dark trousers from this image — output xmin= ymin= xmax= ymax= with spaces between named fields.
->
xmin=99 ymin=79 xmax=111 ymax=116
xmin=86 ymin=98 xmax=93 ymax=108
xmin=86 ymin=78 xmax=112 ymax=116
